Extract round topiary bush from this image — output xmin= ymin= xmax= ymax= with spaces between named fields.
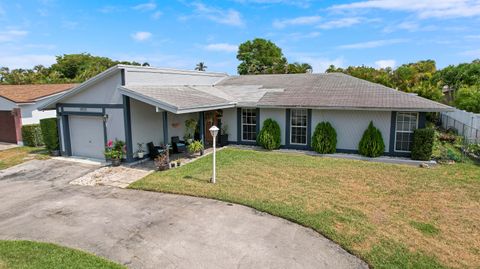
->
xmin=411 ymin=128 xmax=435 ymax=161
xmin=358 ymin=121 xmax=385 ymax=157
xmin=257 ymin=118 xmax=281 ymax=150
xmin=311 ymin=122 xmax=337 ymax=154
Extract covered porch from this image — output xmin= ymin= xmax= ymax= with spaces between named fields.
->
xmin=120 ymin=85 xmax=236 ymax=162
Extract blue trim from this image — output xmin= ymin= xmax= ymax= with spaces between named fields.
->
xmin=389 ymin=111 xmax=396 ymax=154
xmin=199 ymin=111 xmax=205 ymax=145
xmin=102 ymin=108 xmax=107 ymax=148
xmin=163 ymin=111 xmax=168 ymax=145
xmin=285 ymin=109 xmax=291 ymax=147
xmin=59 ymin=111 xmax=104 ymax=116
xmin=237 ymin=108 xmax=241 ymax=143
xmin=62 ymin=115 xmax=71 ymax=156
xmin=123 ymin=95 xmax=134 ymax=162
xmin=255 ymin=108 xmax=260 ymax=135
xmin=58 ymin=103 xmax=123 ymax=109
xmin=307 ymin=109 xmax=312 ymax=149
xmin=418 ymin=112 xmax=426 ymax=128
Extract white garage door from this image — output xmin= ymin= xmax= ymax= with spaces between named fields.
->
xmin=69 ymin=115 xmax=105 ymax=159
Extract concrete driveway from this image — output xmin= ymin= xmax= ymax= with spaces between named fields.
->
xmin=0 ymin=159 xmax=367 ymax=269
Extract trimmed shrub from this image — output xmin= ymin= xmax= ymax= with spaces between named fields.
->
xmin=40 ymin=118 xmax=59 ymax=152
xmin=411 ymin=128 xmax=435 ymax=161
xmin=358 ymin=121 xmax=385 ymax=157
xmin=257 ymin=118 xmax=281 ymax=150
xmin=311 ymin=122 xmax=337 ymax=154
xmin=21 ymin=124 xmax=43 ymax=147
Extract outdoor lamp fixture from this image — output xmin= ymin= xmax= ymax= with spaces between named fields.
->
xmin=209 ymin=125 xmax=219 ymax=184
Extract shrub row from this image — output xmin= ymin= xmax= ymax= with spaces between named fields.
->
xmin=257 ymin=118 xmax=435 ymax=160
xmin=21 ymin=118 xmax=60 ymax=152
xmin=21 ymin=124 xmax=43 ymax=147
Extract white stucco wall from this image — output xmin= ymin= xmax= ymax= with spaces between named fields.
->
xmin=62 ymin=71 xmax=123 ymax=104
xmin=221 ymin=108 xmax=237 ymax=142
xmin=167 ymin=112 xmax=199 ymax=141
xmin=130 ymin=99 xmax=163 ymax=155
xmin=312 ymin=110 xmax=391 ymax=152
xmin=260 ymin=108 xmax=286 ymax=145
xmin=105 ymin=108 xmax=125 ymax=143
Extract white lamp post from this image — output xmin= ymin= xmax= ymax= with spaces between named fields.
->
xmin=209 ymin=125 xmax=219 ymax=184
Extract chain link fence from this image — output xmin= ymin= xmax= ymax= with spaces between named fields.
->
xmin=440 ymin=113 xmax=480 ymax=144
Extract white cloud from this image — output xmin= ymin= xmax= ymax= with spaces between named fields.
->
xmin=152 ymin=11 xmax=163 ymax=19
xmin=375 ymin=59 xmax=396 ymax=68
xmin=204 ymin=43 xmax=238 ymax=52
xmin=234 ymin=0 xmax=312 ymax=8
xmin=273 ymin=15 xmax=321 ymax=29
xmin=192 ymin=3 xmax=244 ymax=27
xmin=461 ymin=49 xmax=480 ymax=57
xmin=339 ymin=38 xmax=407 ymax=49
xmin=0 ymin=54 xmax=56 ymax=69
xmin=331 ymin=0 xmax=480 ymax=19
xmin=133 ymin=2 xmax=156 ymax=11
xmin=131 ymin=31 xmax=152 ymax=42
xmin=317 ymin=17 xmax=362 ymax=29
xmin=0 ymin=30 xmax=28 ymax=43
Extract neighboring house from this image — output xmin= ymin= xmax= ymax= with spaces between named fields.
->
xmin=0 ymin=84 xmax=76 ymax=144
xmin=40 ymin=65 xmax=452 ymax=161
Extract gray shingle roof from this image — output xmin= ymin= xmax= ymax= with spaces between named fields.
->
xmin=217 ymin=73 xmax=452 ymax=111
xmin=119 ymin=85 xmax=234 ymax=113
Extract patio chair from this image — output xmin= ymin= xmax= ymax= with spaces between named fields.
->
xmin=171 ymin=136 xmax=186 ymax=153
xmin=147 ymin=142 xmax=163 ymax=160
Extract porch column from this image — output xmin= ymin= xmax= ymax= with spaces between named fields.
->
xmin=199 ymin=111 xmax=205 ymax=145
xmin=123 ymin=95 xmax=134 ymax=162
xmin=163 ymin=111 xmax=168 ymax=146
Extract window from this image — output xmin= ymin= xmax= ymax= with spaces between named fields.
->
xmin=395 ymin=112 xmax=418 ymax=152
xmin=242 ymin=108 xmax=257 ymax=141
xmin=290 ymin=109 xmax=308 ymax=145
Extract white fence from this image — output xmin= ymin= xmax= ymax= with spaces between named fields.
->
xmin=441 ymin=109 xmax=480 ymax=143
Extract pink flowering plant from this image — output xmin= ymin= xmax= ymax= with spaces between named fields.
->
xmin=104 ymin=139 xmax=126 ymax=160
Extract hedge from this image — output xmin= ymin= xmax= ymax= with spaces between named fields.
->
xmin=257 ymin=118 xmax=281 ymax=150
xmin=358 ymin=121 xmax=385 ymax=157
xmin=40 ymin=118 xmax=59 ymax=152
xmin=311 ymin=122 xmax=337 ymax=154
xmin=411 ymin=128 xmax=435 ymax=161
xmin=21 ymin=124 xmax=43 ymax=147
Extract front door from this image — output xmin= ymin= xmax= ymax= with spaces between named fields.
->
xmin=204 ymin=111 xmax=218 ymax=146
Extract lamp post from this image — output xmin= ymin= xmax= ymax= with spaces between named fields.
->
xmin=209 ymin=125 xmax=219 ymax=184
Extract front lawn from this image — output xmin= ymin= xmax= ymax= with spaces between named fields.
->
xmin=130 ymin=148 xmax=480 ymax=268
xmin=0 ymin=147 xmax=49 ymax=170
xmin=0 ymin=240 xmax=124 ymax=269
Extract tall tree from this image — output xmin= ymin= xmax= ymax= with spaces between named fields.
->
xmin=237 ymin=38 xmax=288 ymax=75
xmin=195 ymin=62 xmax=207 ymax=71
xmin=454 ymin=85 xmax=480 ymax=113
xmin=287 ymin=63 xmax=313 ymax=74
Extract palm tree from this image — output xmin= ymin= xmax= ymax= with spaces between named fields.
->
xmin=195 ymin=62 xmax=207 ymax=71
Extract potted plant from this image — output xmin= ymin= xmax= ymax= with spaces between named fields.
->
xmin=219 ymin=124 xmax=229 ymax=147
xmin=137 ymin=143 xmax=145 ymax=158
xmin=104 ymin=139 xmax=126 ymax=166
xmin=187 ymin=140 xmax=204 ymax=157
xmin=184 ymin=118 xmax=197 ymax=144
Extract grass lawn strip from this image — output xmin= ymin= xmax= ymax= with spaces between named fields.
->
xmin=0 ymin=147 xmax=49 ymax=170
xmin=130 ymin=148 xmax=480 ymax=268
xmin=0 ymin=240 xmax=124 ymax=269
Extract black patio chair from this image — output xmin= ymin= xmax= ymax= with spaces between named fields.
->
xmin=171 ymin=136 xmax=186 ymax=153
xmin=147 ymin=142 xmax=163 ymax=160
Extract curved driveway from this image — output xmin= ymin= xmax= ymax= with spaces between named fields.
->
xmin=0 ymin=159 xmax=367 ymax=269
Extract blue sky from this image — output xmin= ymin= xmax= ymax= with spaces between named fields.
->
xmin=1 ymin=0 xmax=480 ymax=74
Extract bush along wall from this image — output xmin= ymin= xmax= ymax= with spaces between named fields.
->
xmin=358 ymin=121 xmax=385 ymax=157
xmin=311 ymin=122 xmax=337 ymax=154
xmin=257 ymin=118 xmax=281 ymax=150
xmin=21 ymin=124 xmax=43 ymax=147
xmin=411 ymin=128 xmax=435 ymax=161
xmin=40 ymin=118 xmax=59 ymax=153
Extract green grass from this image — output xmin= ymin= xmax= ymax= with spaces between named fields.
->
xmin=0 ymin=240 xmax=124 ymax=269
xmin=130 ymin=148 xmax=480 ymax=268
xmin=0 ymin=147 xmax=49 ymax=170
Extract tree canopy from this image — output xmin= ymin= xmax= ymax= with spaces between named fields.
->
xmin=237 ymin=38 xmax=311 ymax=75
xmin=0 ymin=53 xmax=147 ymax=85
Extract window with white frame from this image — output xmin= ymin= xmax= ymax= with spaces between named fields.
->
xmin=290 ymin=109 xmax=308 ymax=145
xmin=395 ymin=112 xmax=418 ymax=152
xmin=242 ymin=108 xmax=257 ymax=141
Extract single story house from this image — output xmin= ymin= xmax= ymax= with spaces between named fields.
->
xmin=0 ymin=84 xmax=75 ymax=144
xmin=40 ymin=65 xmax=452 ymax=161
